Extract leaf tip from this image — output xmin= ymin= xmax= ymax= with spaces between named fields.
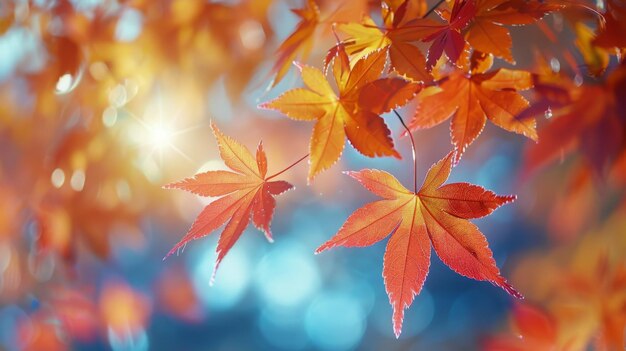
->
xmin=210 ymin=266 xmax=218 ymax=286
xmin=343 ymin=170 xmax=359 ymax=179
xmin=163 ymin=247 xmax=176 ymax=261
xmin=499 ymin=194 xmax=517 ymax=204
xmin=392 ymin=304 xmax=405 ymax=339
xmin=293 ymin=61 xmax=304 ymax=71
xmin=257 ymin=101 xmax=271 ymax=110
xmin=528 ymin=130 xmax=539 ymax=142
xmin=392 ymin=318 xmax=402 ymax=338
xmin=209 ymin=120 xmax=221 ymax=138
xmin=507 ymin=285 xmax=524 ymax=300
xmin=266 ymin=78 xmax=277 ymax=92
xmin=162 ymin=179 xmax=183 ymax=190
xmin=497 ymin=277 xmax=523 ymax=299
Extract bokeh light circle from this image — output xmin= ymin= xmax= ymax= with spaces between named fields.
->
xmin=253 ymin=240 xmax=320 ymax=308
xmin=304 ymin=292 xmax=366 ymax=350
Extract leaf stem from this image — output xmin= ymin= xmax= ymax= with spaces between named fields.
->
xmin=393 ymin=110 xmax=417 ymax=193
xmin=388 ymin=0 xmax=445 ymax=193
xmin=266 ymin=154 xmax=309 ymax=180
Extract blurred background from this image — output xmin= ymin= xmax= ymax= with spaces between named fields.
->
xmin=0 ymin=0 xmax=624 ymax=350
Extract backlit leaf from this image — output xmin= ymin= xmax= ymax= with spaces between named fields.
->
xmin=317 ymin=152 xmax=521 ymax=337
xmin=164 ymin=123 xmax=293 ymax=282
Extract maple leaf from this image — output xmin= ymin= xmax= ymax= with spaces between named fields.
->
xmin=164 ymin=123 xmax=293 ymax=281
xmin=336 ymin=1 xmax=434 ymax=81
xmin=523 ymin=61 xmax=626 ymax=176
xmin=316 ymin=151 xmax=521 ymax=337
xmin=270 ymin=0 xmax=320 ymax=88
xmin=269 ymin=0 xmax=370 ymax=87
xmin=260 ymin=50 xmax=421 ymax=181
xmin=408 ymin=52 xmax=536 ymax=163
xmin=408 ymin=0 xmax=476 ymax=70
xmin=465 ymin=0 xmax=562 ymax=63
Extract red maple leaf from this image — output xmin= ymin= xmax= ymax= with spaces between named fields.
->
xmin=164 ymin=123 xmax=293 ymax=282
xmin=316 ymin=151 xmax=521 ymax=337
xmin=415 ymin=0 xmax=476 ymax=70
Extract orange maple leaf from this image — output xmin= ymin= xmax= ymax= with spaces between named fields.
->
xmin=270 ymin=0 xmax=320 ymax=88
xmin=465 ymin=0 xmax=561 ymax=63
xmin=316 ymin=151 xmax=521 ymax=337
xmin=260 ymin=50 xmax=421 ymax=181
xmin=270 ymin=0 xmax=370 ymax=87
xmin=336 ymin=1 xmax=434 ymax=82
xmin=408 ymin=52 xmax=536 ymax=163
xmin=164 ymin=123 xmax=293 ymax=282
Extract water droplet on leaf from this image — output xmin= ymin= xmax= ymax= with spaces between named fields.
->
xmin=545 ymin=107 xmax=553 ymax=119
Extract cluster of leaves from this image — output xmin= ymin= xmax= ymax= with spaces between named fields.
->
xmin=243 ymin=0 xmax=625 ymax=338
xmin=162 ymin=0 xmax=626 ymax=339
xmin=165 ymin=0 xmax=626 ymax=337
xmin=265 ymin=0 xmax=559 ymax=171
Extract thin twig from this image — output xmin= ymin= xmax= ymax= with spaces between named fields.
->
xmin=266 ymin=154 xmax=309 ymax=180
xmin=390 ymin=0 xmax=446 ymax=192
xmin=393 ymin=110 xmax=418 ymax=193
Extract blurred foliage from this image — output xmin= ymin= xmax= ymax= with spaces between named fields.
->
xmin=0 ymin=0 xmax=624 ymax=350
